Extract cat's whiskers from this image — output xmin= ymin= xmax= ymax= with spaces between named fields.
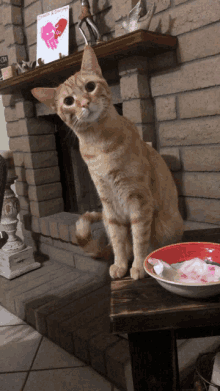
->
xmin=61 ymin=125 xmax=76 ymax=145
xmin=58 ymin=116 xmax=79 ymax=146
xmin=76 ymin=111 xmax=85 ymax=124
xmin=81 ymin=107 xmax=90 ymax=118
xmin=73 ymin=111 xmax=90 ymax=132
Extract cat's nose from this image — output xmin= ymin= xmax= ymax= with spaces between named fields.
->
xmin=81 ymin=98 xmax=90 ymax=108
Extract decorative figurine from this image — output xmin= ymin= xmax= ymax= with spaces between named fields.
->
xmin=78 ymin=0 xmax=103 ymax=45
xmin=38 ymin=58 xmax=45 ymax=66
xmin=118 ymin=0 xmax=156 ymax=33
xmin=59 ymin=53 xmax=66 ymax=59
xmin=0 ymin=151 xmax=40 ymax=279
xmin=15 ymin=60 xmax=36 ymax=74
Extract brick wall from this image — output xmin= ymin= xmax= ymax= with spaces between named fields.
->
xmin=148 ymin=0 xmax=220 ymax=227
xmin=0 ymin=0 xmax=219 ymax=243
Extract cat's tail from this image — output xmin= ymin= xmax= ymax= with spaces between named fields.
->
xmin=75 ymin=211 xmax=112 ymax=260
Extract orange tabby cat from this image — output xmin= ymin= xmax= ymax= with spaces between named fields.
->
xmin=31 ymin=44 xmax=184 ymax=280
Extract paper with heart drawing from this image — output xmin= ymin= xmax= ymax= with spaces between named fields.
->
xmin=37 ymin=5 xmax=69 ymax=65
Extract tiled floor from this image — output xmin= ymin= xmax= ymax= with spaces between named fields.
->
xmin=0 ymin=304 xmax=120 ymax=391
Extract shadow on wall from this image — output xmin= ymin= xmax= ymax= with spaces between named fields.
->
xmin=160 ymin=153 xmax=186 ymax=220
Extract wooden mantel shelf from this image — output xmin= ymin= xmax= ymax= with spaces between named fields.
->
xmin=0 ymin=29 xmax=177 ymax=96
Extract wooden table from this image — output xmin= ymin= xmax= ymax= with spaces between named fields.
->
xmin=110 ymin=229 xmax=220 ymax=391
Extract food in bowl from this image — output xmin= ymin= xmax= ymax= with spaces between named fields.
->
xmin=148 ymin=256 xmax=220 ymax=283
xmin=144 ymin=242 xmax=220 ymax=299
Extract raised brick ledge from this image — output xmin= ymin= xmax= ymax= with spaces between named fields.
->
xmin=30 ymin=211 xmax=110 ymax=257
xmin=30 ymin=212 xmax=220 ymax=252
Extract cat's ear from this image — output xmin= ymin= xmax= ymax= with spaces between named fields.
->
xmin=81 ymin=44 xmax=102 ymax=78
xmin=31 ymin=87 xmax=57 ymax=111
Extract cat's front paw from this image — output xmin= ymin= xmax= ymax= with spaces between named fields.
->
xmin=109 ymin=264 xmax=128 ymax=279
xmin=130 ymin=267 xmax=146 ymax=280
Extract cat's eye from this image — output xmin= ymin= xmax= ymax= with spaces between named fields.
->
xmin=85 ymin=82 xmax=96 ymax=92
xmin=64 ymin=96 xmax=74 ymax=106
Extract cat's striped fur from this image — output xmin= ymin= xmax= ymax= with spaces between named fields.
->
xmin=32 ymin=45 xmax=184 ymax=280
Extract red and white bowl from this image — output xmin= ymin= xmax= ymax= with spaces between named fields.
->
xmin=144 ymin=242 xmax=220 ymax=299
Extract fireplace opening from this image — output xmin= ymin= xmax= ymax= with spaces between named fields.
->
xmin=45 ymin=103 xmax=123 ymax=214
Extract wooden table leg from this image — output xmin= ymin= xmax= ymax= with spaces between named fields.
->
xmin=128 ymin=329 xmax=180 ymax=391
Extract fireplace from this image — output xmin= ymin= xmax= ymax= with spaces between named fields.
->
xmin=0 ymin=30 xmax=178 ymax=252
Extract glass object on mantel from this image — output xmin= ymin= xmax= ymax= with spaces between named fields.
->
xmin=0 ymin=150 xmax=40 ymax=279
